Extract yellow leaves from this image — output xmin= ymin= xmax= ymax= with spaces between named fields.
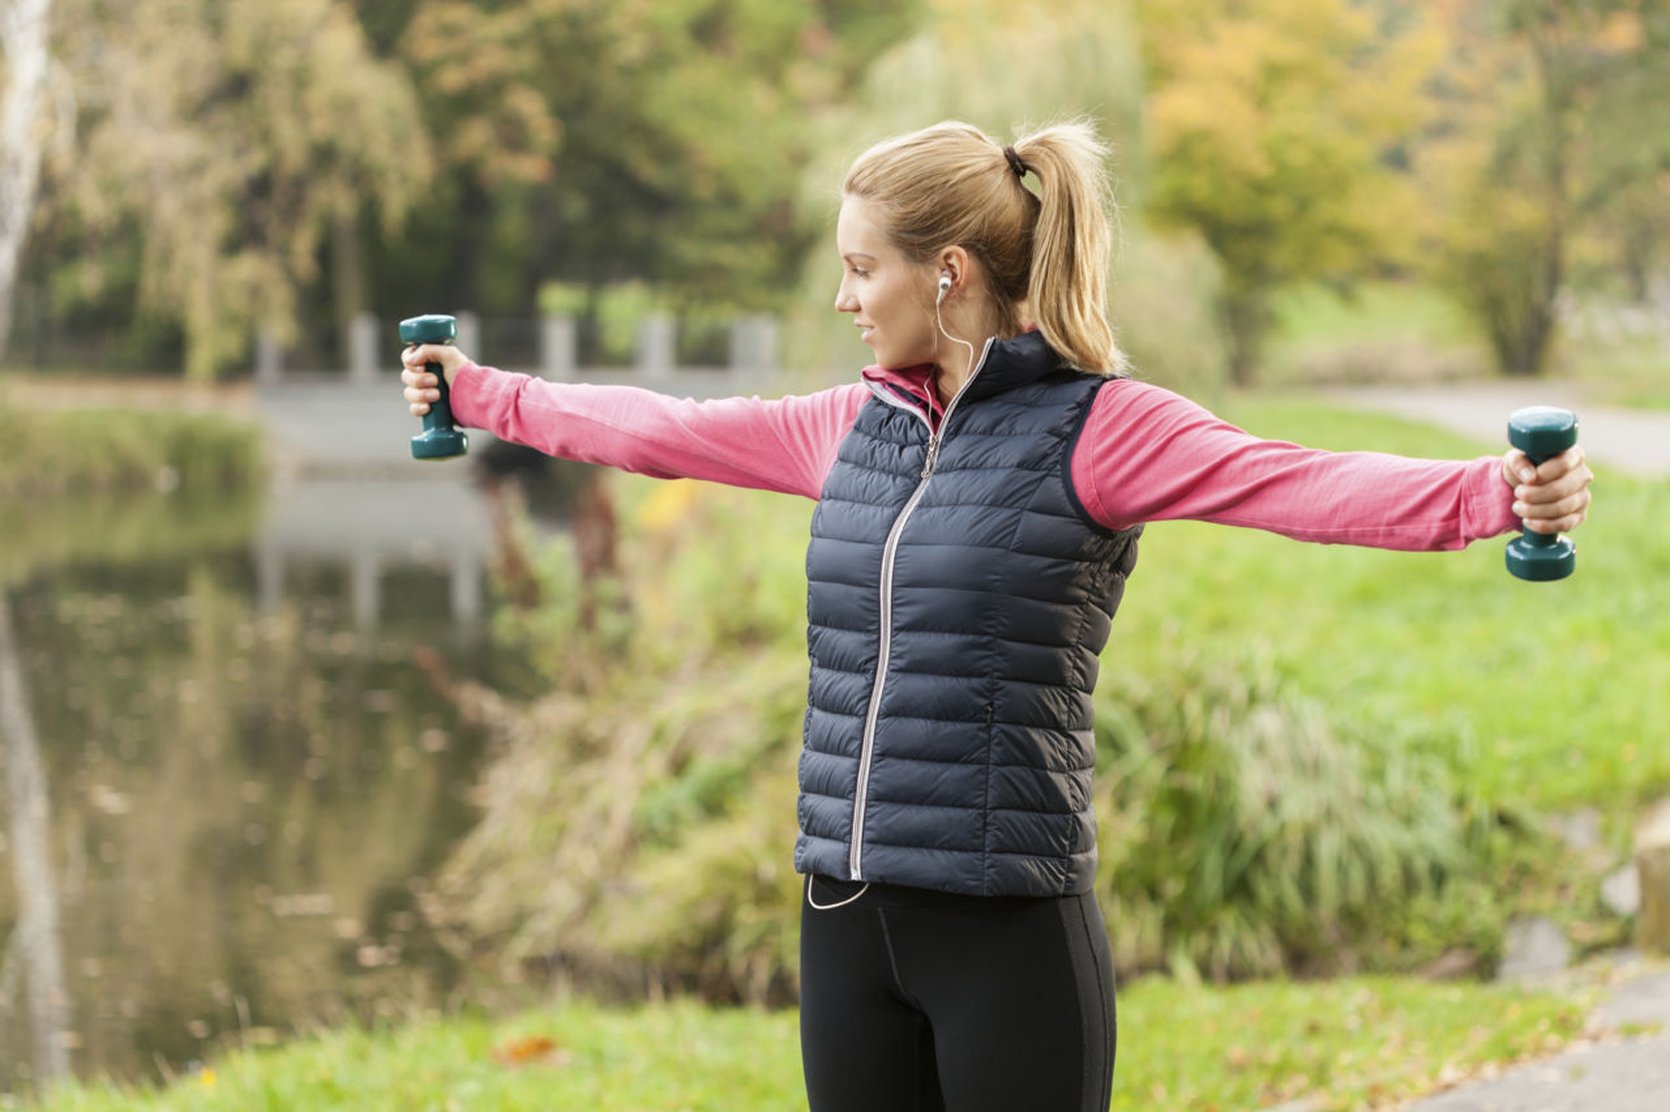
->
xmin=634 ymin=480 xmax=704 ymax=536
xmin=1596 ymin=9 xmax=1646 ymax=55
xmin=403 ymin=3 xmax=561 ymax=185
xmin=1140 ymin=0 xmax=1445 ymax=291
xmin=1147 ymin=82 xmax=1271 ymax=179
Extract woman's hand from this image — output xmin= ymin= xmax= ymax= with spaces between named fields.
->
xmin=400 ymin=344 xmax=471 ymax=416
xmin=1502 ymin=444 xmax=1593 ymax=534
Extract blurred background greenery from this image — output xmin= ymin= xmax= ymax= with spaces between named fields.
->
xmin=1 ymin=0 xmax=1667 ymax=1108
xmin=1 ymin=0 xmax=1664 ymax=394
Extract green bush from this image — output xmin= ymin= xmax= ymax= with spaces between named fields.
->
xmin=1092 ymin=636 xmax=1529 ymax=981
xmin=0 ymin=402 xmax=262 ymax=498
xmin=434 ymin=481 xmax=811 ymax=1002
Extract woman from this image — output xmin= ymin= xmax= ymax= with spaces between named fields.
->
xmin=401 ymin=120 xmax=1592 ymax=1112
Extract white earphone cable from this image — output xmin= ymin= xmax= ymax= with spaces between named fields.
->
xmin=806 ymin=875 xmax=870 ymax=911
xmin=935 ymin=286 xmax=977 ymax=383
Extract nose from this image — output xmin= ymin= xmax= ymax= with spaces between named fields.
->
xmin=834 ymin=281 xmax=857 ymax=314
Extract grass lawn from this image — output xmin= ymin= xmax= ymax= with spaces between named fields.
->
xmin=1115 ymin=395 xmax=1670 ymax=813
xmin=22 ymin=977 xmax=1589 ymax=1112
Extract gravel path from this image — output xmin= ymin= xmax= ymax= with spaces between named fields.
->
xmin=1324 ymin=382 xmax=1670 ymax=477
xmin=1401 ymin=968 xmax=1670 ymax=1112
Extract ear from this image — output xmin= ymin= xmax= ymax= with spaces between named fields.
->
xmin=936 ymin=246 xmax=972 ymax=296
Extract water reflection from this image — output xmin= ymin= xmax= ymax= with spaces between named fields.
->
xmin=0 ymin=594 xmax=71 ymax=1089
xmin=0 ymin=478 xmax=505 ymax=1095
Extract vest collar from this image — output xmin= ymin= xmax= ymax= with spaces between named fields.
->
xmin=860 ymin=331 xmax=1068 ymax=414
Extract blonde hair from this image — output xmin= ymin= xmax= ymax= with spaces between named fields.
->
xmin=843 ymin=119 xmax=1128 ymax=376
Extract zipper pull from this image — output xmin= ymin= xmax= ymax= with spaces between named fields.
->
xmin=921 ymin=434 xmax=942 ymax=479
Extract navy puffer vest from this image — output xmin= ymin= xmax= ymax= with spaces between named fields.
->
xmin=795 ymin=332 xmax=1141 ymax=898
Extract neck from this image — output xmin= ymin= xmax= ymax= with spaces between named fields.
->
xmin=933 ymin=308 xmax=1005 ymax=404
xmin=934 ymin=348 xmax=979 ymax=405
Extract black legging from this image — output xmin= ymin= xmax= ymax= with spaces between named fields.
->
xmin=799 ymin=875 xmax=1117 ymax=1112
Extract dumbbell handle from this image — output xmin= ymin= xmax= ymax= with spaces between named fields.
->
xmin=400 ymin=314 xmax=468 ymax=461
xmin=1505 ymin=406 xmax=1576 ymax=581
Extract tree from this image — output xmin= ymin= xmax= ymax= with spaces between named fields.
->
xmin=391 ymin=0 xmax=921 ymax=322
xmin=1134 ymin=0 xmax=1443 ymax=384
xmin=1568 ymin=0 xmax=1670 ymax=302
xmin=0 ymin=0 xmax=57 ymax=366
xmin=44 ymin=0 xmax=430 ymax=379
xmin=1421 ymin=0 xmax=1662 ymax=375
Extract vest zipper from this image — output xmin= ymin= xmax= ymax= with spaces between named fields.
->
xmin=848 ymin=339 xmax=995 ymax=881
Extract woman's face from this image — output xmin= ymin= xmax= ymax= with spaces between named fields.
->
xmin=834 ymin=196 xmax=941 ymax=370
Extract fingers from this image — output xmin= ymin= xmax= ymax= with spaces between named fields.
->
xmin=399 ymin=344 xmax=450 ymax=415
xmin=1520 ymin=506 xmax=1590 ymax=535
xmin=1514 ymin=489 xmax=1592 ymax=532
xmin=401 ymin=344 xmax=442 ymax=374
xmin=1534 ymin=443 xmax=1585 ymax=483
xmin=1508 ymin=443 xmax=1594 ymax=534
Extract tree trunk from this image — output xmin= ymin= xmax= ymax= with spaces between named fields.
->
xmin=0 ymin=592 xmax=72 ymax=1087
xmin=331 ymin=206 xmax=368 ymax=373
xmin=0 ymin=0 xmax=54 ymax=367
xmin=1491 ymin=13 xmax=1572 ymax=378
xmin=1221 ymin=287 xmax=1271 ymax=387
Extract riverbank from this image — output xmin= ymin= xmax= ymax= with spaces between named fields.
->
xmin=0 ymin=390 xmax=262 ymax=498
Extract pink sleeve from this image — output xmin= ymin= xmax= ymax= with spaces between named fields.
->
xmin=1070 ymin=379 xmax=1518 ymax=550
xmin=449 ymin=362 xmax=868 ymax=500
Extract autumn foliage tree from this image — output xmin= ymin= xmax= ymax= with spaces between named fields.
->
xmin=392 ymin=0 xmax=920 ymax=323
xmin=1134 ymin=0 xmax=1443 ymax=384
xmin=1422 ymin=0 xmax=1667 ymax=375
xmin=41 ymin=0 xmax=429 ymax=379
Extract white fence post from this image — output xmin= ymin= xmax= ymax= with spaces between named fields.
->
xmin=455 ymin=311 xmax=481 ymax=363
xmin=256 ymin=327 xmax=284 ymax=384
xmin=349 ymin=311 xmax=380 ymax=383
xmin=541 ymin=313 xmax=577 ymax=380
xmin=729 ymin=313 xmax=778 ymax=376
xmin=636 ymin=312 xmax=675 ymax=380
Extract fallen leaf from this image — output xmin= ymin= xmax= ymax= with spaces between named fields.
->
xmin=491 ymin=1034 xmax=567 ymax=1068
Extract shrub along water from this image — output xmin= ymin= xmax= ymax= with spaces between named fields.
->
xmin=432 ymin=432 xmax=1568 ymax=999
xmin=0 ymin=401 xmax=262 ymax=499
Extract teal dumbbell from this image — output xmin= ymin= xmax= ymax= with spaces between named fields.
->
xmin=400 ymin=313 xmax=468 ymax=461
xmin=1505 ymin=406 xmax=1577 ymax=581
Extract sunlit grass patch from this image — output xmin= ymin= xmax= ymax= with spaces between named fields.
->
xmin=22 ymin=979 xmax=1589 ymax=1112
xmin=1112 ymin=975 xmax=1591 ymax=1111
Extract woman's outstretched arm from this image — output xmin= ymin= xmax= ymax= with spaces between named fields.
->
xmin=1071 ymin=380 xmax=1591 ymax=550
xmin=403 ymin=346 xmax=868 ymax=500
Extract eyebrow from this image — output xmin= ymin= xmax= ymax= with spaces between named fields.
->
xmin=842 ymin=253 xmax=877 ymax=263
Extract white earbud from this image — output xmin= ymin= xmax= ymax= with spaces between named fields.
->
xmin=933 ymin=270 xmax=974 ymax=374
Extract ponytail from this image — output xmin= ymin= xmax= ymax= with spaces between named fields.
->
xmin=843 ymin=118 xmax=1129 ymax=376
xmin=1009 ymin=124 xmax=1127 ymax=376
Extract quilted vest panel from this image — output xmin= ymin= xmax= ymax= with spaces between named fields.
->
xmin=795 ymin=333 xmax=1140 ymax=897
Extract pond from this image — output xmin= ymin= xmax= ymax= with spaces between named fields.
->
xmin=0 ymin=475 xmax=528 ymax=1096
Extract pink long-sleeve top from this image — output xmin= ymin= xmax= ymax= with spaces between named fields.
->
xmin=448 ymin=361 xmax=1517 ymax=550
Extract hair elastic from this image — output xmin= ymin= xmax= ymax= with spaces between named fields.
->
xmin=1002 ymin=145 xmax=1029 ymax=179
